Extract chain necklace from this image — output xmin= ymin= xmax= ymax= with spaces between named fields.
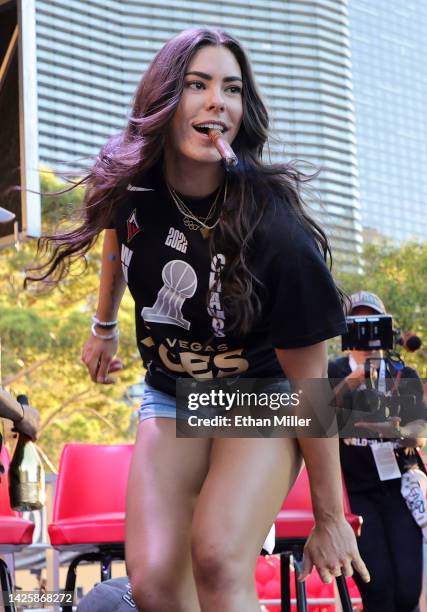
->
xmin=172 ymin=186 xmax=220 ymax=225
xmin=167 ymin=179 xmax=228 ymax=231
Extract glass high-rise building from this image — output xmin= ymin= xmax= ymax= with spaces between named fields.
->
xmin=348 ymin=0 xmax=427 ymax=243
xmin=35 ymin=0 xmax=363 ymax=264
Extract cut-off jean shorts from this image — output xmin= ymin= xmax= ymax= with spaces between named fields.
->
xmin=138 ymin=383 xmax=226 ymax=423
xmin=138 ymin=382 xmax=233 ymax=422
xmin=138 ymin=383 xmax=183 ymax=422
xmin=138 ymin=380 xmax=294 ymax=423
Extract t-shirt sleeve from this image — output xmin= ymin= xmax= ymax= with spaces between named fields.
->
xmin=104 ymin=201 xmax=125 ymax=230
xmin=266 ymin=214 xmax=347 ymax=349
xmin=104 ymin=210 xmax=117 ymax=230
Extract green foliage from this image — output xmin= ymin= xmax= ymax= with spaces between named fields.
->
xmin=0 ymin=171 xmax=143 ymax=469
xmin=0 ymin=307 xmax=52 ymax=352
xmin=335 ymin=241 xmax=427 ymax=376
xmin=39 ymin=166 xmax=84 ymax=227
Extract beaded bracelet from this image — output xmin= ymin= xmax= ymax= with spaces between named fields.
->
xmin=92 ymin=314 xmax=118 ymax=329
xmin=91 ymin=323 xmax=119 ymax=340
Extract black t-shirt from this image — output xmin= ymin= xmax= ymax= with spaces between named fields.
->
xmin=110 ymin=163 xmax=347 ymax=396
xmin=328 ymin=356 xmax=427 ymax=493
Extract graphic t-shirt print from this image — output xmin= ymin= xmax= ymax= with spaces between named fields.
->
xmin=142 ymin=259 xmax=197 ymax=330
xmin=127 ymin=209 xmax=141 ymax=242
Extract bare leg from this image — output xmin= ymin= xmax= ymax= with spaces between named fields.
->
xmin=191 ymin=437 xmax=302 ymax=612
xmin=125 ymin=418 xmax=212 ymax=612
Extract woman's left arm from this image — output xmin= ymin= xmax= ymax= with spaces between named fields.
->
xmin=275 ymin=341 xmax=370 ymax=584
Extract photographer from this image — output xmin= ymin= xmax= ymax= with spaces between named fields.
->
xmin=328 ymin=291 xmax=426 ymax=612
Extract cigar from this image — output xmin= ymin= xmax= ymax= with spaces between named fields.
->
xmin=208 ymin=129 xmax=238 ymax=167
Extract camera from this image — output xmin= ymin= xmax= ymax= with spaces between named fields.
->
xmin=341 ymin=314 xmax=393 ymax=351
xmin=349 ymin=387 xmax=415 ymax=422
xmin=340 ymin=314 xmax=416 ymax=423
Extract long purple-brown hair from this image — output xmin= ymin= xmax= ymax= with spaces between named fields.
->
xmin=28 ymin=27 xmax=337 ymax=336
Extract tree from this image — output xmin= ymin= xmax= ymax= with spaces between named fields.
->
xmin=0 ymin=170 xmax=143 ymax=468
xmin=335 ymin=241 xmax=427 ymax=377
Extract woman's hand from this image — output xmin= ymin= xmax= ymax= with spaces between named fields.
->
xmin=81 ymin=334 xmax=121 ymax=384
xmin=300 ymin=517 xmax=370 ymax=584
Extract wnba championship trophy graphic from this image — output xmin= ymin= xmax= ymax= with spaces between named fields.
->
xmin=142 ymin=260 xmax=197 ymax=330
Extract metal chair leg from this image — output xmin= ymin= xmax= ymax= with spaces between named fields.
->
xmin=0 ymin=558 xmax=17 ymax=612
xmin=61 ymin=553 xmax=103 ymax=611
xmin=100 ymin=555 xmax=112 ymax=582
xmin=280 ymin=552 xmax=292 ymax=612
xmin=292 ymin=550 xmax=308 ymax=612
xmin=60 ymin=548 xmax=125 ymax=611
xmin=61 ymin=555 xmax=80 ymax=612
xmin=336 ymin=575 xmax=353 ymax=612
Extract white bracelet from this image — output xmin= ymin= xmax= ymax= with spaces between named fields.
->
xmin=92 ymin=314 xmax=118 ymax=328
xmin=91 ymin=323 xmax=119 ymax=340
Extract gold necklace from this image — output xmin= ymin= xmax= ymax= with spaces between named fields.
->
xmin=167 ymin=179 xmax=228 ymax=232
xmin=168 ymin=185 xmax=223 ymax=230
xmin=171 ymin=187 xmax=221 ymax=225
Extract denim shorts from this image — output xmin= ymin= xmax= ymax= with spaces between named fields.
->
xmin=138 ymin=379 xmax=295 ymax=423
xmin=138 ymin=383 xmax=178 ymax=422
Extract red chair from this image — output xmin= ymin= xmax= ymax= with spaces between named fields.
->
xmin=0 ymin=444 xmax=35 ymax=612
xmin=274 ymin=467 xmax=362 ymax=612
xmin=48 ymin=443 xmax=133 ymax=611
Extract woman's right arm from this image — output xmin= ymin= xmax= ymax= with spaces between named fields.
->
xmin=81 ymin=229 xmax=127 ymax=384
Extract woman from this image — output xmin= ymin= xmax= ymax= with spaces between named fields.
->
xmin=31 ymin=29 xmax=369 ymax=612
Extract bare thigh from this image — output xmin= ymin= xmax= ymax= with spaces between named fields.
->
xmin=192 ymin=437 xmax=302 ymax=584
xmin=126 ymin=418 xmax=211 ymax=586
